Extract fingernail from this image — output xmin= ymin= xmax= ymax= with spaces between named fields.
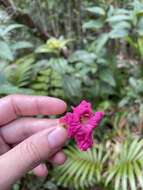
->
xmin=48 ymin=127 xmax=67 ymax=148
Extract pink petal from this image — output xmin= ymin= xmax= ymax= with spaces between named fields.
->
xmin=60 ymin=100 xmax=104 ymax=151
xmin=72 ymin=100 xmax=93 ymax=117
xmin=60 ymin=113 xmax=81 ymax=138
xmin=75 ymin=126 xmax=93 ymax=151
xmin=89 ymin=111 xmax=104 ymax=128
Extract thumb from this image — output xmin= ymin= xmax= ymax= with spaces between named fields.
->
xmin=0 ymin=126 xmax=67 ymax=190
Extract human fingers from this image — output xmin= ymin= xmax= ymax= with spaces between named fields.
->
xmin=0 ymin=118 xmax=59 ymax=144
xmin=0 ymin=95 xmax=67 ymax=126
xmin=0 ymin=127 xmax=67 ymax=190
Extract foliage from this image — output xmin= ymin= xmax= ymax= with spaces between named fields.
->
xmin=0 ymin=0 xmax=143 ymax=189
xmin=53 ymin=138 xmax=143 ymax=190
xmin=53 ymin=144 xmax=109 ymax=189
xmin=106 ymin=138 xmax=143 ymax=190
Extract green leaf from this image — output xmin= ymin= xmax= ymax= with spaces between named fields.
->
xmin=83 ymin=20 xmax=104 ymax=30
xmin=134 ymin=162 xmax=143 ymax=188
xmin=107 ymin=15 xmax=131 ymax=23
xmin=128 ymin=139 xmax=143 ymax=160
xmin=35 ymin=38 xmax=73 ymax=54
xmin=35 ymin=44 xmax=54 ymax=54
xmin=49 ymin=58 xmax=69 ymax=74
xmin=69 ymin=50 xmax=97 ymax=64
xmin=137 ymin=18 xmax=143 ymax=35
xmin=99 ymin=69 xmax=116 ymax=87
xmin=137 ymin=37 xmax=143 ymax=57
xmin=86 ymin=7 xmax=106 ymax=16
xmin=0 ymin=72 xmax=7 ymax=85
xmin=6 ymin=54 xmax=34 ymax=87
xmin=95 ymin=33 xmax=109 ymax=54
xmin=136 ymin=9 xmax=143 ymax=17
xmin=44 ymin=182 xmax=58 ymax=190
xmin=2 ymin=24 xmax=23 ymax=36
xmin=53 ymin=145 xmax=107 ymax=189
xmin=0 ymin=41 xmax=13 ymax=61
xmin=115 ymin=168 xmax=121 ymax=190
xmin=128 ymin=163 xmax=136 ymax=190
xmin=62 ymin=75 xmax=81 ymax=98
xmin=105 ymin=169 xmax=117 ymax=185
xmin=12 ymin=183 xmax=20 ymax=190
xmin=129 ymin=77 xmax=137 ymax=89
xmin=113 ymin=21 xmax=131 ymax=29
xmin=115 ymin=9 xmax=131 ymax=15
xmin=11 ymin=41 xmax=33 ymax=50
xmin=121 ymin=165 xmax=128 ymax=190
xmin=127 ymin=139 xmax=138 ymax=160
xmin=110 ymin=29 xmax=129 ymax=38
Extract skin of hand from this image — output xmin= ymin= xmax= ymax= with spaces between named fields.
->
xmin=0 ymin=95 xmax=68 ymax=190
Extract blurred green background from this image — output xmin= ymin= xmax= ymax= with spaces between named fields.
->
xmin=1 ymin=0 xmax=143 ymax=189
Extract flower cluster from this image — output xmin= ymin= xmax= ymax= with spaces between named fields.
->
xmin=60 ymin=100 xmax=104 ymax=151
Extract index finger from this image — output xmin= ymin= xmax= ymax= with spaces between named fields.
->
xmin=0 ymin=95 xmax=67 ymax=126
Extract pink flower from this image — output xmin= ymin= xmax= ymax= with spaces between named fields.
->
xmin=60 ymin=112 xmax=81 ymax=138
xmin=88 ymin=111 xmax=105 ymax=129
xmin=72 ymin=100 xmax=93 ymax=117
xmin=60 ymin=100 xmax=104 ymax=151
xmin=75 ymin=124 xmax=93 ymax=151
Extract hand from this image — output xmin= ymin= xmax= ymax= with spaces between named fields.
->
xmin=0 ymin=95 xmax=67 ymax=190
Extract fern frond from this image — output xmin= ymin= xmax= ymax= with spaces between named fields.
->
xmin=105 ymin=138 xmax=143 ymax=190
xmin=31 ymin=59 xmax=64 ymax=97
xmin=5 ymin=54 xmax=35 ymax=87
xmin=53 ymin=144 xmax=109 ymax=190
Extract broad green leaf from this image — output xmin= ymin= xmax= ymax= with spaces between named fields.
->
xmin=115 ymin=9 xmax=131 ymax=15
xmin=62 ymin=75 xmax=81 ymax=98
xmin=137 ymin=18 xmax=143 ymax=35
xmin=69 ymin=50 xmax=97 ymax=64
xmin=107 ymin=5 xmax=114 ymax=17
xmin=86 ymin=7 xmax=105 ymax=16
xmin=110 ymin=29 xmax=129 ymax=39
xmin=44 ymin=182 xmax=58 ymax=190
xmin=11 ymin=41 xmax=33 ymax=50
xmin=119 ymin=97 xmax=130 ymax=107
xmin=0 ymin=72 xmax=7 ymax=85
xmin=129 ymin=77 xmax=137 ymax=89
xmin=49 ymin=58 xmax=69 ymax=74
xmin=107 ymin=15 xmax=131 ymax=23
xmin=83 ymin=20 xmax=104 ymax=30
xmin=35 ymin=44 xmax=54 ymax=53
xmin=95 ymin=33 xmax=109 ymax=54
xmin=99 ymin=69 xmax=116 ymax=87
xmin=2 ymin=24 xmax=23 ymax=36
xmin=113 ymin=21 xmax=131 ymax=30
xmin=0 ymin=41 xmax=13 ymax=61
